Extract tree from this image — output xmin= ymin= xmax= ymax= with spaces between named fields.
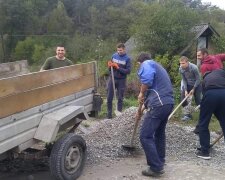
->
xmin=13 ymin=37 xmax=36 ymax=64
xmin=89 ymin=5 xmax=132 ymax=41
xmin=132 ymin=0 xmax=201 ymax=56
xmin=46 ymin=1 xmax=74 ymax=34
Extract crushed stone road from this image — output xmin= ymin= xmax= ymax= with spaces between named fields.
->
xmin=0 ymin=107 xmax=225 ymax=180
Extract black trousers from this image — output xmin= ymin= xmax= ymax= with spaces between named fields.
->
xmin=198 ymin=89 xmax=225 ymax=153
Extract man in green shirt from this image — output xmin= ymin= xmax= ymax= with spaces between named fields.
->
xmin=40 ymin=45 xmax=73 ymax=71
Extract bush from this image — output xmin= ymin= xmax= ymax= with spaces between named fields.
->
xmin=32 ymin=44 xmax=46 ymax=65
xmin=155 ymin=54 xmax=181 ymax=87
xmin=13 ymin=37 xmax=35 ymax=64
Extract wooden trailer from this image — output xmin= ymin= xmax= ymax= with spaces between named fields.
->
xmin=0 ymin=61 xmax=101 ymax=180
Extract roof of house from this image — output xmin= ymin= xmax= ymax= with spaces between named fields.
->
xmin=191 ymin=23 xmax=220 ymax=38
xmin=180 ymin=23 xmax=220 ymax=55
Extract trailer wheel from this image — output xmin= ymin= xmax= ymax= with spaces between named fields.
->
xmin=49 ymin=133 xmax=86 ymax=180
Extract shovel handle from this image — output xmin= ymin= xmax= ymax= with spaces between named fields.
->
xmin=168 ymin=93 xmax=191 ymax=120
xmin=111 ymin=66 xmax=119 ymax=113
xmin=130 ymin=104 xmax=145 ymax=146
xmin=210 ymin=132 xmax=224 ymax=148
xmin=110 ymin=66 xmax=117 ymax=99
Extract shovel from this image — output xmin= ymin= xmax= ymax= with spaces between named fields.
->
xmin=110 ymin=66 xmax=122 ymax=116
xmin=210 ymin=132 xmax=223 ymax=148
xmin=122 ymin=103 xmax=145 ymax=151
xmin=168 ymin=93 xmax=191 ymax=120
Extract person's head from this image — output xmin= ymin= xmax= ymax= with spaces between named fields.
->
xmin=197 ymin=48 xmax=209 ymax=61
xmin=56 ymin=45 xmax=66 ymax=60
xmin=116 ymin=43 xmax=126 ymax=56
xmin=136 ymin=52 xmax=151 ymax=64
xmin=179 ymin=56 xmax=189 ymax=69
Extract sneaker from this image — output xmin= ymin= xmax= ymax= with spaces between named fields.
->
xmin=142 ymin=167 xmax=165 ymax=177
xmin=196 ymin=151 xmax=211 ymax=160
xmin=181 ymin=115 xmax=191 ymax=121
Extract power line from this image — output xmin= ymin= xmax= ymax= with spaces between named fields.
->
xmin=3 ymin=34 xmax=72 ymax=37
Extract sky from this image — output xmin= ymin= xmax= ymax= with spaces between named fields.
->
xmin=201 ymin=0 xmax=225 ymax=10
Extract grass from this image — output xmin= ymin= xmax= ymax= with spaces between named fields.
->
xmin=98 ymin=96 xmax=138 ymax=119
xmin=169 ymin=107 xmax=221 ymax=133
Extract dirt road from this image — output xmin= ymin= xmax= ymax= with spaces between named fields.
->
xmin=1 ymin=153 xmax=225 ymax=180
xmin=1 ymin=109 xmax=225 ymax=180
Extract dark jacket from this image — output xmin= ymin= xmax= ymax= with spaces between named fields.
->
xmin=203 ymin=69 xmax=225 ymax=92
xmin=138 ymin=60 xmax=174 ymax=108
xmin=110 ymin=53 xmax=131 ymax=79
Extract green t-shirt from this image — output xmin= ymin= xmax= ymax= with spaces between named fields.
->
xmin=41 ymin=56 xmax=73 ymax=70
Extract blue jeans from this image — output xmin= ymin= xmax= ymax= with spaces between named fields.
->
xmin=199 ymin=89 xmax=225 ymax=153
xmin=140 ymin=104 xmax=173 ymax=172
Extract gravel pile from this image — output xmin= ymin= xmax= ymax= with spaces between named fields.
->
xmin=0 ymin=107 xmax=224 ymax=174
xmin=81 ymin=107 xmax=225 ymax=170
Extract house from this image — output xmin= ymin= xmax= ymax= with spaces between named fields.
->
xmin=124 ymin=23 xmax=220 ymax=59
xmin=180 ymin=23 xmax=220 ymax=56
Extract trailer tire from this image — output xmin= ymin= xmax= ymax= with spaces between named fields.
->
xmin=49 ymin=133 xmax=86 ymax=180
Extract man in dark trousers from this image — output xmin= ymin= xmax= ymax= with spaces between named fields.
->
xmin=196 ymin=69 xmax=225 ymax=160
xmin=136 ymin=52 xmax=174 ymax=177
xmin=106 ymin=43 xmax=131 ymax=119
xmin=179 ymin=56 xmax=201 ymax=121
xmin=194 ymin=48 xmax=225 ymax=134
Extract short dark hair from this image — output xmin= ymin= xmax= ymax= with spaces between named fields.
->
xmin=117 ymin=43 xmax=125 ymax=49
xmin=179 ymin=56 xmax=189 ymax=62
xmin=137 ymin=52 xmax=151 ymax=63
xmin=198 ymin=48 xmax=208 ymax=55
xmin=56 ymin=44 xmax=65 ymax=48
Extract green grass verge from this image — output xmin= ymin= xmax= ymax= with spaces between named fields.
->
xmin=98 ymin=96 xmax=138 ymax=119
xmin=169 ymin=108 xmax=220 ymax=132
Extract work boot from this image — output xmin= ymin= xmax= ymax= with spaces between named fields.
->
xmin=142 ymin=167 xmax=165 ymax=177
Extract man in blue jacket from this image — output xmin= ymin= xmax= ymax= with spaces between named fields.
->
xmin=106 ymin=43 xmax=131 ymax=118
xmin=136 ymin=52 xmax=174 ymax=177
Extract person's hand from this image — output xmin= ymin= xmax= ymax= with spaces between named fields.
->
xmin=107 ymin=60 xmax=113 ymax=68
xmin=112 ymin=62 xmax=119 ymax=69
xmin=189 ymin=89 xmax=194 ymax=95
xmin=185 ymin=91 xmax=188 ymax=97
xmin=138 ymin=92 xmax=144 ymax=104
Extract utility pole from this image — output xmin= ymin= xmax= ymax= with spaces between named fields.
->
xmin=0 ymin=32 xmax=5 ymax=63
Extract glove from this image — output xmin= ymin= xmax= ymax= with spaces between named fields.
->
xmin=112 ymin=62 xmax=119 ymax=69
xmin=107 ymin=60 xmax=113 ymax=68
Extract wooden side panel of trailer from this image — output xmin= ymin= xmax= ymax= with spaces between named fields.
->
xmin=0 ymin=62 xmax=96 ymax=119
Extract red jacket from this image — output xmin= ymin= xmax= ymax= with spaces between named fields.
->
xmin=200 ymin=54 xmax=225 ymax=75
